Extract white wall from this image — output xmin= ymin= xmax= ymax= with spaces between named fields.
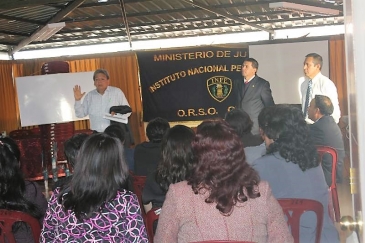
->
xmin=0 ymin=52 xmax=10 ymax=60
xmin=249 ymin=40 xmax=329 ymax=104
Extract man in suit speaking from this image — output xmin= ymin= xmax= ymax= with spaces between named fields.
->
xmin=233 ymin=58 xmax=275 ymax=135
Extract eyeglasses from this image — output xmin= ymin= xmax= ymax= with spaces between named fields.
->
xmin=94 ymin=79 xmax=108 ymax=83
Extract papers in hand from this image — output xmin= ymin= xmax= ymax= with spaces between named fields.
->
xmin=104 ymin=113 xmax=128 ymax=124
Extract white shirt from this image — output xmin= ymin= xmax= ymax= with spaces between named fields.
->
xmin=74 ymin=86 xmax=131 ymax=132
xmin=244 ymin=75 xmax=255 ymax=83
xmin=301 ymin=72 xmax=341 ymax=124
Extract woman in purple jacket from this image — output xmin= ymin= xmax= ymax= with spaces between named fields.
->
xmin=40 ymin=133 xmax=148 ymax=242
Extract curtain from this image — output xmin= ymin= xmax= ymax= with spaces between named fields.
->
xmin=0 ymin=61 xmax=19 ymax=134
xmin=329 ymin=36 xmax=348 ymax=116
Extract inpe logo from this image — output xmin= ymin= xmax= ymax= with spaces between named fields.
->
xmin=207 ymin=76 xmax=232 ymax=102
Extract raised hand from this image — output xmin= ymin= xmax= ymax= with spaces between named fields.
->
xmin=73 ymin=85 xmax=85 ymax=101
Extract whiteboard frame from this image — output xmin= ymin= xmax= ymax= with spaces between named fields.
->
xmin=16 ymin=72 xmax=95 ymax=127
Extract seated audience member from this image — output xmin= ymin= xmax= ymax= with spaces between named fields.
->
xmin=225 ymin=108 xmax=263 ymax=147
xmin=243 ymin=107 xmax=273 ymax=164
xmin=244 ymin=142 xmax=266 ymax=165
xmin=155 ymin=120 xmax=293 ymax=243
xmin=134 ymin=117 xmax=170 ymax=176
xmin=105 ymin=124 xmax=134 ymax=171
xmin=40 ymin=133 xmax=148 ymax=242
xmin=52 ymin=133 xmax=88 ymax=190
xmin=0 ymin=137 xmax=48 ymax=243
xmin=142 ymin=125 xmax=195 ymax=212
xmin=308 ymin=95 xmax=345 ymax=186
xmin=252 ymin=104 xmax=339 ymax=243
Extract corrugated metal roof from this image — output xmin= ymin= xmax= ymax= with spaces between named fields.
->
xmin=0 ymin=0 xmax=344 ymax=53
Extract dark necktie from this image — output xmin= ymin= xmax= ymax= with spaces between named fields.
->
xmin=303 ymin=79 xmax=312 ymax=117
xmin=244 ymin=81 xmax=249 ymax=91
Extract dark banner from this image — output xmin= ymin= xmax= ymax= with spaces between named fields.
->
xmin=137 ymin=46 xmax=248 ymax=122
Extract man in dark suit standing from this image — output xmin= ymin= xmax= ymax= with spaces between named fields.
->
xmin=308 ymin=94 xmax=345 ymax=187
xmin=233 ymin=58 xmax=275 ymax=135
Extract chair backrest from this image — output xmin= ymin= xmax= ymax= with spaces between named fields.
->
xmin=277 ymin=199 xmax=323 ymax=243
xmin=316 ymin=145 xmax=340 ymax=222
xmin=316 ymin=145 xmax=338 ymax=190
xmin=129 ymin=171 xmax=147 ymax=207
xmin=0 ymin=209 xmax=41 ymax=243
xmin=146 ymin=208 xmax=161 ymax=243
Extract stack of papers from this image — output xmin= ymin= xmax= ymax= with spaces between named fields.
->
xmin=103 ymin=113 xmax=128 ymax=124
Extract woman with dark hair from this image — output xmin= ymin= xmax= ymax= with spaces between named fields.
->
xmin=52 ymin=133 xmax=89 ymax=190
xmin=142 ymin=125 xmax=195 ymax=212
xmin=0 ymin=137 xmax=47 ymax=243
xmin=225 ymin=108 xmax=263 ymax=147
xmin=252 ymin=104 xmax=339 ymax=243
xmin=104 ymin=124 xmax=135 ymax=171
xmin=154 ymin=120 xmax=292 ymax=243
xmin=40 ymin=133 xmax=148 ymax=242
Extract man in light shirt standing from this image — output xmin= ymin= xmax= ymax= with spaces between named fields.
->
xmin=73 ymin=69 xmax=132 ymax=138
xmin=301 ymin=53 xmax=341 ymax=124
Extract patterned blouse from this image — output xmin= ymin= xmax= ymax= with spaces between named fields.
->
xmin=40 ymin=188 xmax=148 ymax=242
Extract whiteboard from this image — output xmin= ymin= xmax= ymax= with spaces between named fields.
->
xmin=16 ymin=72 xmax=95 ymax=127
xmin=249 ymin=40 xmax=329 ymax=104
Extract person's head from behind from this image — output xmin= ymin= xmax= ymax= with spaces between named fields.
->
xmin=146 ymin=117 xmax=170 ymax=143
xmin=64 ymin=133 xmax=89 ymax=170
xmin=156 ymin=125 xmax=195 ymax=192
xmin=93 ymin=69 xmax=110 ymax=94
xmin=225 ymin=109 xmax=254 ymax=137
xmin=242 ymin=57 xmax=259 ymax=80
xmin=104 ymin=124 xmax=125 ymax=144
xmin=61 ymin=133 xmax=129 ymax=219
xmin=304 ymin=53 xmax=322 ymax=79
xmin=188 ymin=119 xmax=260 ymax=215
xmin=0 ymin=137 xmax=41 ymax=217
xmin=260 ymin=104 xmax=318 ymax=171
xmin=307 ymin=95 xmax=334 ymax=122
xmin=0 ymin=137 xmax=22 ymax=191
xmin=258 ymin=106 xmax=274 ymax=140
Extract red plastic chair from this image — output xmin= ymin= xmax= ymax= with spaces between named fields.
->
xmin=146 ymin=207 xmax=161 ymax=243
xmin=129 ymin=171 xmax=147 ymax=218
xmin=0 ymin=209 xmax=41 ymax=243
xmin=316 ymin=145 xmax=340 ymax=222
xmin=278 ymin=199 xmax=323 ymax=243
